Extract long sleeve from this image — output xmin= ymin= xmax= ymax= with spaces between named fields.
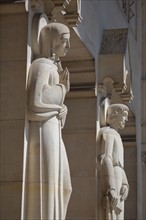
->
xmin=27 ymin=59 xmax=66 ymax=121
xmin=122 ymin=169 xmax=129 ymax=187
xmin=27 ymin=60 xmax=64 ymax=113
xmin=99 ymin=132 xmax=116 ymax=191
xmin=42 ymin=83 xmax=66 ymax=107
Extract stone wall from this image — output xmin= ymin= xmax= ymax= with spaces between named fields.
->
xmin=0 ymin=3 xmax=28 ymax=220
xmin=0 ymin=0 xmax=145 ymax=219
xmin=77 ymin=0 xmax=142 ymax=219
xmin=64 ymin=95 xmax=96 ymax=219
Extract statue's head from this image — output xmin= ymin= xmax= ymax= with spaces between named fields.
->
xmin=39 ymin=23 xmax=70 ymax=59
xmin=106 ymin=104 xmax=129 ymax=130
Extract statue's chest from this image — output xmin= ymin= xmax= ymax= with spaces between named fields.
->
xmin=113 ymin=135 xmax=124 ymax=164
xmin=114 ymin=134 xmax=123 ymax=150
xmin=49 ymin=68 xmax=59 ymax=85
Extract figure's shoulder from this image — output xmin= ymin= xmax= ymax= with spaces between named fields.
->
xmin=31 ymin=58 xmax=57 ymax=69
xmin=98 ymin=127 xmax=118 ymax=136
xmin=99 ymin=126 xmax=111 ymax=134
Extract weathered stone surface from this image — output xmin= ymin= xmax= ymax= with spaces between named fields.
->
xmin=0 ymin=120 xmax=24 ymax=181
xmin=0 ymin=61 xmax=26 ymax=120
xmin=0 ymin=182 xmax=22 ymax=220
xmin=97 ymin=104 xmax=129 ymax=220
xmin=66 ymin=177 xmax=96 ymax=220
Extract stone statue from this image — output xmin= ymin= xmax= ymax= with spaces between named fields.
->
xmin=97 ymin=103 xmax=129 ymax=220
xmin=22 ymin=23 xmax=72 ymax=220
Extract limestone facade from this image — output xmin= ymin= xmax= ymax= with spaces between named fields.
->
xmin=0 ymin=0 xmax=145 ymax=220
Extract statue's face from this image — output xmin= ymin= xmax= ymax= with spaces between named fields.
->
xmin=53 ymin=33 xmax=70 ymax=57
xmin=116 ymin=110 xmax=128 ymax=129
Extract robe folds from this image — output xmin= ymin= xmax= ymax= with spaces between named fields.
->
xmin=97 ymin=127 xmax=129 ymax=220
xmin=21 ymin=58 xmax=72 ymax=220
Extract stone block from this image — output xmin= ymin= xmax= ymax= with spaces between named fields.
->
xmin=0 ymin=120 xmax=24 ymax=181
xmin=63 ymin=132 xmax=96 ymax=177
xmin=0 ymin=13 xmax=27 ymax=61
xmin=124 ymin=144 xmax=137 ymax=162
xmin=125 ymin=181 xmax=137 ymax=220
xmin=66 ymin=177 xmax=96 ymax=220
xmin=0 ymin=182 xmax=22 ymax=220
xmin=98 ymin=54 xmax=123 ymax=84
xmin=64 ymin=97 xmax=96 ymax=133
xmin=125 ymin=161 xmax=137 ymax=181
xmin=0 ymin=61 xmax=26 ymax=120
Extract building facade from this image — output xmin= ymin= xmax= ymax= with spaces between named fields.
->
xmin=0 ymin=0 xmax=146 ymax=219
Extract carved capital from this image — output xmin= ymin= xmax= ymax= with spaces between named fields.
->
xmin=97 ymin=85 xmax=106 ymax=94
xmin=121 ymin=93 xmax=134 ymax=103
xmin=31 ymin=0 xmax=42 ymax=9
xmin=64 ymin=13 xmax=82 ymax=27
xmin=50 ymin=0 xmax=82 ymax=26
xmin=25 ymin=0 xmax=43 ymax=12
xmin=52 ymin=0 xmax=71 ymax=7
xmin=26 ymin=0 xmax=81 ymax=26
xmin=51 ymin=6 xmax=66 ymax=22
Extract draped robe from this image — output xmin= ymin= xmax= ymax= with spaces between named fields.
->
xmin=97 ymin=127 xmax=129 ymax=220
xmin=22 ymin=58 xmax=72 ymax=220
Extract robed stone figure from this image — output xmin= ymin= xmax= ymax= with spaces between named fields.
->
xmin=22 ymin=23 xmax=72 ymax=220
xmin=97 ymin=104 xmax=129 ymax=220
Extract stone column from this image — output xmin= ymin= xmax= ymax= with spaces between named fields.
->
xmin=0 ymin=2 xmax=28 ymax=220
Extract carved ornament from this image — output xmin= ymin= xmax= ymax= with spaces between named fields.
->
xmin=26 ymin=0 xmax=81 ymax=27
xmin=25 ymin=0 xmax=43 ymax=11
xmin=98 ymin=28 xmax=134 ymax=104
xmin=121 ymin=0 xmax=135 ymax=22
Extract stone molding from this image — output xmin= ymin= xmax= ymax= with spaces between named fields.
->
xmin=0 ymin=2 xmax=26 ymax=14
xmin=27 ymin=0 xmax=95 ymax=100
xmin=116 ymin=0 xmax=137 ymax=38
xmin=25 ymin=0 xmax=81 ymax=27
xmin=120 ymin=0 xmax=135 ymax=22
xmin=98 ymin=28 xmax=134 ymax=104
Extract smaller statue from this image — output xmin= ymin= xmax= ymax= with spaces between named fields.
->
xmin=97 ymin=103 xmax=129 ymax=220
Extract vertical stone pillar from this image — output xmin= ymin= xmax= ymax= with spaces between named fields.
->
xmin=141 ymin=1 xmax=146 ymax=219
xmin=141 ymin=152 xmax=146 ymax=219
xmin=0 ymin=2 xmax=28 ymax=220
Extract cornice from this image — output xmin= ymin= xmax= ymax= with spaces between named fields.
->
xmin=0 ymin=1 xmax=26 ymax=14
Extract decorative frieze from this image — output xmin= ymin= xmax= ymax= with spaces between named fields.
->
xmin=117 ymin=0 xmax=137 ymax=38
xmin=100 ymin=28 xmax=128 ymax=54
xmin=121 ymin=0 xmax=135 ymax=22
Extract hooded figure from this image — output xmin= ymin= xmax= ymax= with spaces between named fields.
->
xmin=21 ymin=23 xmax=72 ymax=220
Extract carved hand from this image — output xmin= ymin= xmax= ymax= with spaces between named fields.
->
xmin=108 ymin=189 xmax=118 ymax=210
xmin=59 ymin=68 xmax=70 ymax=93
xmin=58 ymin=105 xmax=68 ymax=120
xmin=120 ymin=184 xmax=129 ymax=201
xmin=58 ymin=104 xmax=68 ymax=128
